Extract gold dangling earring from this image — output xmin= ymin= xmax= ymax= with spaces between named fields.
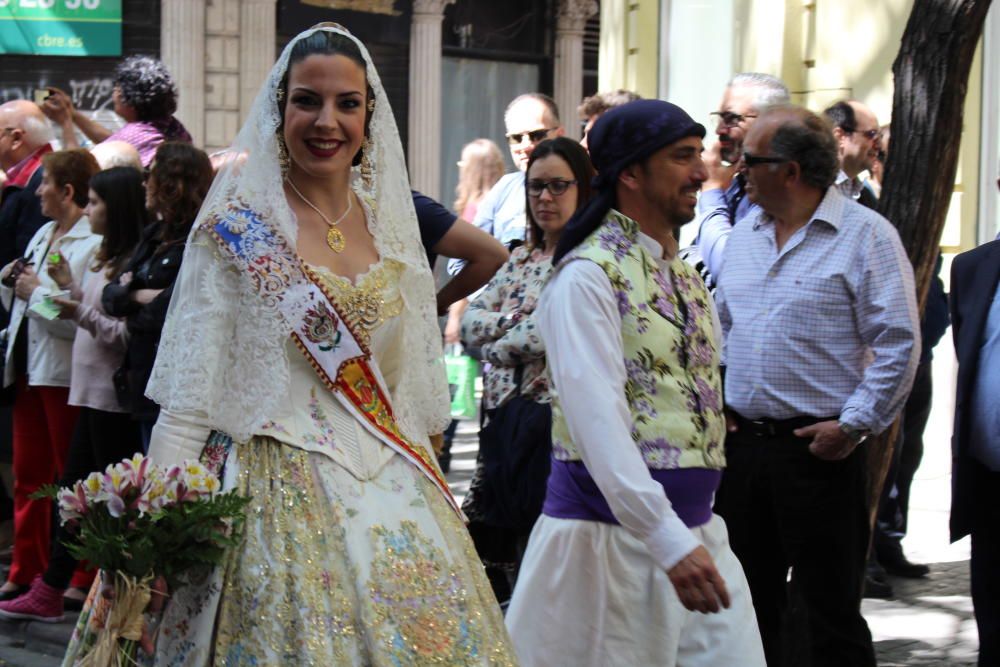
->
xmin=360 ymin=137 xmax=374 ymax=189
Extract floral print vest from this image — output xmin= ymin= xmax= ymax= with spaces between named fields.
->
xmin=551 ymin=211 xmax=726 ymax=470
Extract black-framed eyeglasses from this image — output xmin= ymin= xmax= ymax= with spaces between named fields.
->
xmin=742 ymin=152 xmax=788 ymax=168
xmin=710 ymin=111 xmax=757 ymax=128
xmin=527 ymin=178 xmax=577 ymax=197
xmin=843 ymin=127 xmax=880 ymax=141
xmin=506 ymin=127 xmax=557 ymax=146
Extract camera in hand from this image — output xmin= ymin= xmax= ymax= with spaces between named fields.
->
xmin=1 ymin=259 xmax=29 ymax=288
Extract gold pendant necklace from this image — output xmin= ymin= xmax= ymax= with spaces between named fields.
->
xmin=286 ymin=177 xmax=352 ymax=253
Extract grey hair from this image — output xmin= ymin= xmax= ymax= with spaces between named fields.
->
xmin=766 ymin=107 xmax=839 ymax=191
xmin=728 ymin=73 xmax=790 ymax=112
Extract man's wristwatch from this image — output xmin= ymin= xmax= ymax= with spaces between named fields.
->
xmin=838 ymin=422 xmax=870 ymax=446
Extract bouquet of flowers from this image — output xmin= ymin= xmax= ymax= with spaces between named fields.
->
xmin=37 ymin=453 xmax=249 ymax=667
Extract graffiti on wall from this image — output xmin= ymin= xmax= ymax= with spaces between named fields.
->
xmin=0 ymin=77 xmax=116 ymax=112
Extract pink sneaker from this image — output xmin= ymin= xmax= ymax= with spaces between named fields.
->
xmin=0 ymin=575 xmax=65 ymax=623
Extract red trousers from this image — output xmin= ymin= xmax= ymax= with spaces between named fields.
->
xmin=9 ymin=377 xmax=79 ymax=586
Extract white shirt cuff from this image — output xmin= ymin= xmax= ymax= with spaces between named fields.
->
xmin=644 ymin=515 xmax=701 ymax=571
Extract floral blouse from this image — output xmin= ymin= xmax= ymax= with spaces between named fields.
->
xmin=461 ymin=245 xmax=553 ymax=410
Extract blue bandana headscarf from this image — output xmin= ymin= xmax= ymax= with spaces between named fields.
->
xmin=553 ymin=99 xmax=706 ymax=262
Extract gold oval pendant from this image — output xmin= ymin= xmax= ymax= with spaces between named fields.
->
xmin=327 ymin=227 xmax=346 ymax=253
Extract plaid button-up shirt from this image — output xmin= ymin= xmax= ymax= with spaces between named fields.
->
xmin=717 ymin=186 xmax=920 ymax=433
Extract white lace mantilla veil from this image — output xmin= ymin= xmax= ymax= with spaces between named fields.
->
xmin=146 ymin=24 xmax=451 ymax=446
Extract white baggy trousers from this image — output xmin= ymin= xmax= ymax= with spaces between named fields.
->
xmin=506 ymin=514 xmax=766 ymax=667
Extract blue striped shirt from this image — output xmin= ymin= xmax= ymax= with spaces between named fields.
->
xmin=717 ymin=186 xmax=920 ymax=433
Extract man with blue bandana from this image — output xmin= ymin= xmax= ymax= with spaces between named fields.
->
xmin=505 ymin=100 xmax=765 ymax=667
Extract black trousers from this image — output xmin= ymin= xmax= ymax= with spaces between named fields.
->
xmin=714 ymin=426 xmax=876 ymax=667
xmin=876 ymin=360 xmax=933 ymax=558
xmin=969 ymin=462 xmax=1000 ymax=667
xmin=44 ymin=407 xmax=142 ymax=590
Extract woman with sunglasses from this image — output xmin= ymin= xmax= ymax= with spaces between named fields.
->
xmin=460 ymin=137 xmax=595 ymax=603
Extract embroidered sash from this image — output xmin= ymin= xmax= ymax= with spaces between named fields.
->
xmin=207 ymin=204 xmax=460 ymax=515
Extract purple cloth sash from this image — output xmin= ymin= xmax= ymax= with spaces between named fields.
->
xmin=542 ymin=458 xmax=721 ymax=528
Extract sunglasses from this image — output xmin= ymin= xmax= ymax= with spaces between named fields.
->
xmin=742 ymin=152 xmax=788 ymax=168
xmin=527 ymin=179 xmax=577 ymax=197
xmin=506 ymin=127 xmax=556 ymax=146
xmin=844 ymin=127 xmax=880 ymax=141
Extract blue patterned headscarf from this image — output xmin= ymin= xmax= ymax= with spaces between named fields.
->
xmin=554 ymin=99 xmax=705 ymax=262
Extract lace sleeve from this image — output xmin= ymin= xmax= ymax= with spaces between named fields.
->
xmin=145 ymin=227 xmax=292 ymax=442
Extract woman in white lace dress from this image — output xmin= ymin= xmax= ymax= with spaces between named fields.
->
xmin=62 ymin=24 xmax=515 ymax=667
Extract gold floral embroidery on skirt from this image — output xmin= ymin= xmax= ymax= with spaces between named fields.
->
xmin=200 ymin=437 xmax=517 ymax=666
xmin=368 ymin=521 xmax=485 ymax=663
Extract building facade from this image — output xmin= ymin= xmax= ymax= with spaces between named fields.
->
xmin=2 ymin=0 xmax=599 ymax=206
xmin=598 ymin=0 xmax=1000 ymax=249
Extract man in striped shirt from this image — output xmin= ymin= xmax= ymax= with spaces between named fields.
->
xmin=713 ymin=106 xmax=920 ymax=667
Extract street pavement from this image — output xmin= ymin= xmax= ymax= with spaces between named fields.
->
xmin=0 ymin=335 xmax=979 ymax=665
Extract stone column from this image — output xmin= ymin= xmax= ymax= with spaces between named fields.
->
xmin=408 ymin=0 xmax=455 ymax=200
xmin=240 ymin=0 xmax=278 ymax=123
xmin=161 ymin=0 xmax=206 ymax=146
xmin=555 ymin=0 xmax=598 ymax=140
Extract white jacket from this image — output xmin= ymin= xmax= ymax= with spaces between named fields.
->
xmin=1 ymin=217 xmax=102 ymax=388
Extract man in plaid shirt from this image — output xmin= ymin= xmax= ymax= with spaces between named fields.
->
xmin=713 ymin=106 xmax=919 ymax=667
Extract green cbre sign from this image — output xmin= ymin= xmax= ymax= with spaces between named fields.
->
xmin=0 ymin=0 xmax=121 ymax=56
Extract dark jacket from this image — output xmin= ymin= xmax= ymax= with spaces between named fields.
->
xmin=949 ymin=239 xmax=1000 ymax=541
xmin=0 ymin=166 xmax=48 ymax=406
xmin=102 ymin=223 xmax=185 ymax=420
xmin=1 ymin=168 xmax=48 ymax=321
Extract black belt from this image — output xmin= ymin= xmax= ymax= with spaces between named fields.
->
xmin=732 ymin=413 xmax=835 ymax=438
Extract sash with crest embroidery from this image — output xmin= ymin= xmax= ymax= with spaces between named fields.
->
xmin=206 ymin=204 xmax=460 ymax=516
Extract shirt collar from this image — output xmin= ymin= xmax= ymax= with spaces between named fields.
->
xmin=4 ymin=144 xmax=52 ymax=188
xmin=59 ymin=215 xmax=93 ymax=240
xmin=753 ymin=186 xmax=845 ymax=233
xmin=835 ymin=169 xmax=864 ymax=200
xmin=636 ymin=230 xmax=666 ymax=259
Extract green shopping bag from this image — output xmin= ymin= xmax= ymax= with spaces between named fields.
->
xmin=445 ymin=344 xmax=479 ymax=419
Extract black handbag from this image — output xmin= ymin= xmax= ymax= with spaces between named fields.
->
xmin=477 ymin=365 xmax=552 ymax=531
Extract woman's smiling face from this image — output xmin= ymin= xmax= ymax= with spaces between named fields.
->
xmin=282 ymin=53 xmax=368 ymax=182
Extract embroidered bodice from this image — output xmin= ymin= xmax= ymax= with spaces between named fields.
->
xmin=310 ymin=259 xmax=405 ymax=348
xmin=260 ymin=258 xmax=409 ymax=480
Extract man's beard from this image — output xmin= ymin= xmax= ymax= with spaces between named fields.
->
xmin=719 ymin=139 xmax=741 ymax=165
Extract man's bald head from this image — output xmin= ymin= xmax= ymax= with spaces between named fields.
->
xmin=0 ymin=100 xmax=53 ymax=171
xmin=91 ymin=140 xmax=143 ymax=171
xmin=823 ymin=99 xmax=880 ymax=178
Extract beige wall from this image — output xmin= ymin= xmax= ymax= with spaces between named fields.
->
xmin=598 ymin=0 xmax=659 ymax=98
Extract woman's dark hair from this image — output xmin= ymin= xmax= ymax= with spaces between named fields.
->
xmin=89 ymin=167 xmax=148 ymax=277
xmin=524 ymin=137 xmax=595 ymax=250
xmin=41 ymin=149 xmax=100 ymax=209
xmin=114 ymin=56 xmax=179 ymax=121
xmin=277 ymin=29 xmax=374 ymax=167
xmin=147 ymin=142 xmax=213 ymax=251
